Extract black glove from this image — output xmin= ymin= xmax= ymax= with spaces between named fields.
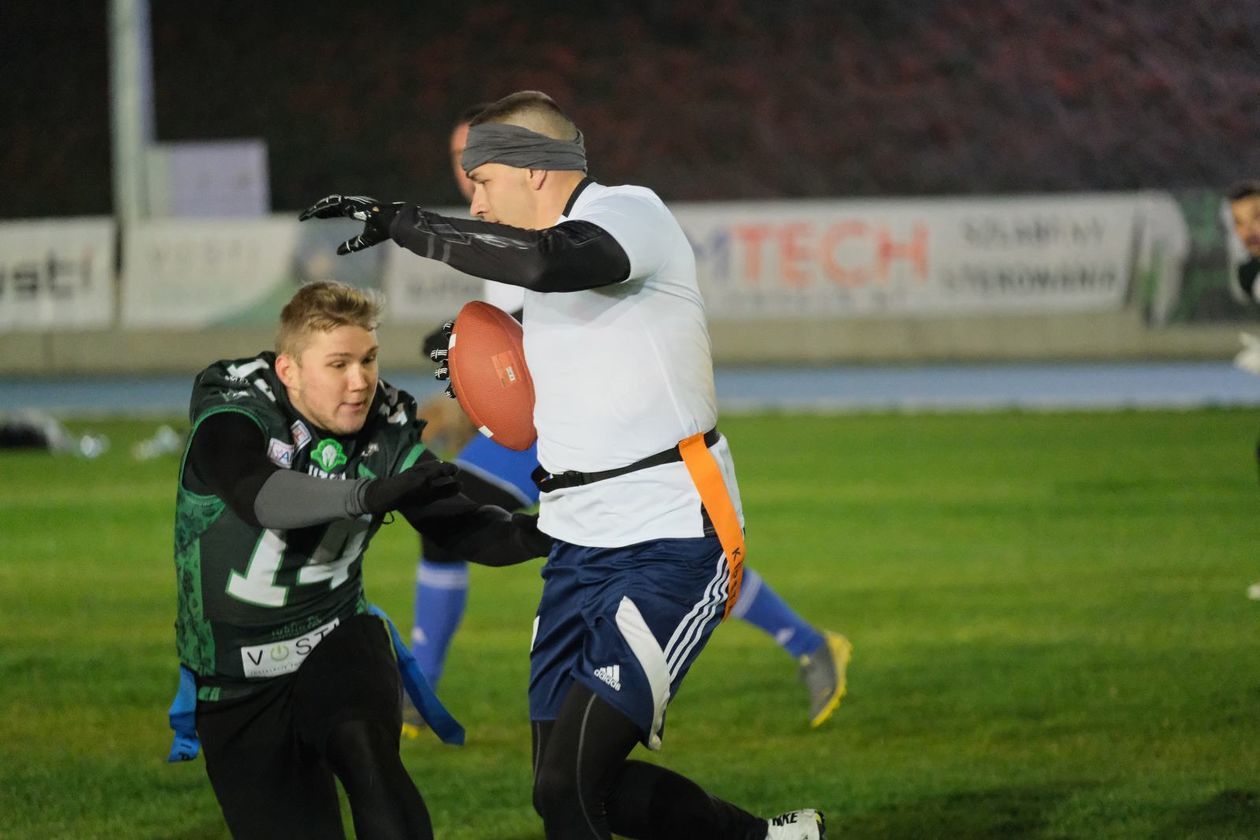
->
xmin=422 ymin=319 xmax=454 ymax=359
xmin=298 ymin=194 xmax=404 ymax=255
xmin=422 ymin=320 xmax=457 ymax=399
xmin=512 ymin=513 xmax=554 ymax=558
xmin=360 ymin=460 xmax=460 ymax=515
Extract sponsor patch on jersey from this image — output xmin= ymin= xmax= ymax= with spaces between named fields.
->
xmin=267 ymin=438 xmax=295 ymax=467
xmin=312 ymin=439 xmax=348 ymax=471
xmin=290 ymin=421 xmax=312 ymax=451
xmin=240 ymin=617 xmax=340 ymax=678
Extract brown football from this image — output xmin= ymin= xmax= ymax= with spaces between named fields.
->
xmin=447 ymin=301 xmax=537 ymax=451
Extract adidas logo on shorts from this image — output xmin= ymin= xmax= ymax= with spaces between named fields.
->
xmin=593 ymin=664 xmax=621 ymax=692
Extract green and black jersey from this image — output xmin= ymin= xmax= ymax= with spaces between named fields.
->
xmin=174 ymin=352 xmax=426 ymax=695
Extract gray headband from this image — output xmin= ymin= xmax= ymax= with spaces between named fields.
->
xmin=461 ymin=123 xmax=587 ymax=173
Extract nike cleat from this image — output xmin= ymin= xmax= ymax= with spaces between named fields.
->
xmin=766 ymin=808 xmax=826 ymax=839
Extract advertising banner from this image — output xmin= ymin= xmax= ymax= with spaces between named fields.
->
xmin=381 ymin=240 xmax=484 ymax=325
xmin=1139 ymin=189 xmax=1253 ymax=325
xmin=0 ymin=218 xmax=116 ymax=331
xmin=123 ymin=217 xmax=305 ymax=326
xmin=676 ymin=194 xmax=1149 ymax=319
xmin=121 ymin=212 xmax=472 ymax=327
xmin=115 ymin=195 xmax=1190 ymax=326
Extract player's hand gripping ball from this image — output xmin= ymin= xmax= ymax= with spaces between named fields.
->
xmin=439 ymin=301 xmax=536 ymax=451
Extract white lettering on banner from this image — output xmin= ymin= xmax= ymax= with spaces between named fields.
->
xmin=677 ymin=194 xmax=1159 ymax=319
xmin=121 ymin=217 xmax=303 ymax=327
xmin=939 ymin=264 xmax=1122 ymax=295
xmin=240 ymin=617 xmax=340 ymax=678
xmin=960 ymin=216 xmax=1106 ymax=248
xmin=0 ymin=219 xmax=115 ymax=331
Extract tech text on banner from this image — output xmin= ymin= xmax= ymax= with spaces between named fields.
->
xmin=679 ymin=193 xmax=1187 ymax=320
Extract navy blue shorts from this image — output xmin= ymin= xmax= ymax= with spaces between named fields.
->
xmin=456 ymin=434 xmax=539 ymax=508
xmin=528 ymin=536 xmax=732 ymax=749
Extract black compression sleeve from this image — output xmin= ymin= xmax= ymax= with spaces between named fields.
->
xmin=389 ymin=209 xmax=630 ymax=292
xmin=419 ymin=468 xmax=526 ymax=565
xmin=186 ymin=413 xmax=278 ymax=528
xmin=396 ymin=451 xmax=538 ymax=566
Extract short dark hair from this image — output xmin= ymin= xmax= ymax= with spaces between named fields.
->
xmin=1227 ymin=181 xmax=1260 ymax=202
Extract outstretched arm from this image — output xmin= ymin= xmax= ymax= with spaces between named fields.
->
xmin=298 ymin=194 xmax=630 ymax=292
xmin=389 ymin=208 xmax=630 ymax=292
xmin=186 ymin=412 xmax=458 ymax=529
xmin=394 ymin=453 xmax=553 ymax=567
xmin=406 ymin=505 xmax=552 ymax=567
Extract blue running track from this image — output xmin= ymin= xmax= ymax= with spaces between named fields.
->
xmin=1 ymin=361 xmax=1257 ymax=417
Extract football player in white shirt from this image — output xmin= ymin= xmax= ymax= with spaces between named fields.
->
xmin=409 ymin=108 xmax=851 ymax=734
xmin=303 ymin=91 xmax=826 ymax=840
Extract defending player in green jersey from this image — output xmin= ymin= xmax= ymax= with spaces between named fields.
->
xmin=172 ymin=280 xmax=551 ymax=840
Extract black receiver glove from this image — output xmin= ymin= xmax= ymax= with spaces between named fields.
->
xmin=512 ymin=513 xmax=555 ymax=558
xmin=422 ymin=319 xmax=454 ymax=359
xmin=423 ymin=308 xmax=520 ymax=399
xmin=359 ymin=460 xmax=461 ymax=515
xmin=422 ymin=320 xmax=457 ymax=399
xmin=298 ymin=194 xmax=404 ymax=255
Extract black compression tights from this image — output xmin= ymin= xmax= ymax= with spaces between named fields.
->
xmin=325 ymin=719 xmax=434 ymax=840
xmin=531 ymin=683 xmax=766 ymax=840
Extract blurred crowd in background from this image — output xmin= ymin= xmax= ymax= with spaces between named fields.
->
xmin=3 ymin=0 xmax=1258 ymax=219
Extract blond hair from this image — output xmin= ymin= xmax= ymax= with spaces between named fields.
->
xmin=276 ymin=281 xmax=381 ymax=357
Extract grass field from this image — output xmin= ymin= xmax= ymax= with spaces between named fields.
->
xmin=3 ymin=409 xmax=1260 ymax=839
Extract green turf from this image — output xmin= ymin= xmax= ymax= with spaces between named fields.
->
xmin=2 ymin=409 xmax=1259 ymax=839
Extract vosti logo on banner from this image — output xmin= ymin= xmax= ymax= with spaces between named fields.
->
xmin=0 ymin=218 xmax=116 ymax=331
xmin=120 ymin=216 xmax=384 ymax=327
xmin=121 ymin=217 xmax=304 ymax=327
xmin=677 ymin=195 xmax=1145 ymax=319
xmin=121 ymin=214 xmax=428 ymax=327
